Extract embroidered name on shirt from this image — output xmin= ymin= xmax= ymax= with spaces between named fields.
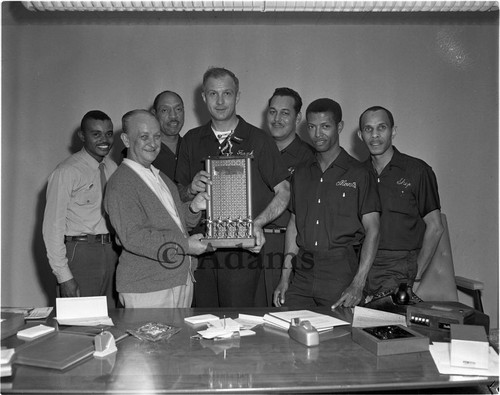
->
xmin=336 ymin=180 xmax=357 ymax=189
xmin=236 ymin=149 xmax=254 ymax=156
xmin=397 ymin=178 xmax=412 ymax=189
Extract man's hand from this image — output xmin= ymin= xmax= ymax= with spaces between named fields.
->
xmin=187 ymin=233 xmax=213 ymax=256
xmin=190 ymin=192 xmax=210 ymax=213
xmin=59 ymin=278 xmax=80 ymax=298
xmin=273 ymin=279 xmax=289 ymax=307
xmin=331 ymin=282 xmax=363 ymax=309
xmin=188 ymin=170 xmax=211 ymax=196
xmin=246 ymin=224 xmax=265 ymax=254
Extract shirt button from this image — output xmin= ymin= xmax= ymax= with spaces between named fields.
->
xmin=315 ymin=241 xmax=318 ymax=246
xmin=320 ymin=178 xmax=323 ymax=182
xmin=318 ymin=198 xmax=321 ymax=204
xmin=316 ymin=220 xmax=319 ymax=225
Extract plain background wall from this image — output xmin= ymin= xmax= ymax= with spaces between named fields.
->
xmin=2 ymin=4 xmax=498 ymax=326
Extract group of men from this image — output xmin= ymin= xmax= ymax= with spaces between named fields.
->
xmin=42 ymin=67 xmax=444 ymax=310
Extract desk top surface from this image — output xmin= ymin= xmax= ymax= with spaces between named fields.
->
xmin=1 ymin=307 xmax=497 ymax=394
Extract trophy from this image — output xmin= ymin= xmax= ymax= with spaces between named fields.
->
xmin=202 ymin=155 xmax=255 ymax=248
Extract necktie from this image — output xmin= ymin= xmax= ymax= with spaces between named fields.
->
xmin=98 ymin=162 xmax=107 ymax=218
xmin=98 ymin=162 xmax=107 ymax=195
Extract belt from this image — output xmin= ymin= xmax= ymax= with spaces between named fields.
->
xmin=65 ymin=234 xmax=111 ymax=244
xmin=263 ymin=227 xmax=287 ymax=234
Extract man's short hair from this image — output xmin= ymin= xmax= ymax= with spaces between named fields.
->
xmin=306 ymin=98 xmax=342 ymax=124
xmin=122 ymin=109 xmax=152 ymax=134
xmin=81 ymin=110 xmax=111 ymax=131
xmin=359 ymin=106 xmax=395 ymax=130
xmin=268 ymin=87 xmax=302 ymax=114
xmin=202 ymin=67 xmax=239 ymax=92
xmin=152 ymin=91 xmax=183 ymax=112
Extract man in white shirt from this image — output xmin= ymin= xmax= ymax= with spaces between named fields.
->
xmin=104 ymin=110 xmax=210 ymax=308
xmin=43 ymin=110 xmax=118 ymax=307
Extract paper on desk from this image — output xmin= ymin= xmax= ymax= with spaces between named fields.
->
xmin=197 ymin=318 xmax=256 ymax=339
xmin=235 ymin=314 xmax=264 ymax=329
xmin=55 ymin=296 xmax=113 ymax=326
xmin=430 ymin=342 xmax=499 ymax=376
xmin=352 ymin=306 xmax=407 ymax=328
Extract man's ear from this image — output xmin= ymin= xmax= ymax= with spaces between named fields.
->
xmin=120 ymin=133 xmax=130 ymax=148
xmin=151 ymin=108 xmax=157 ymax=117
xmin=295 ymin=112 xmax=302 ymax=127
xmin=357 ymin=129 xmax=363 ymax=141
xmin=77 ymin=130 xmax=85 ymax=143
xmin=392 ymin=126 xmax=397 ymax=140
xmin=201 ymin=91 xmax=207 ymax=104
xmin=337 ymin=121 xmax=344 ymax=134
xmin=235 ymin=90 xmax=241 ymax=105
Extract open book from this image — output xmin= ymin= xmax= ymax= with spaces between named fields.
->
xmin=263 ymin=310 xmax=349 ymax=332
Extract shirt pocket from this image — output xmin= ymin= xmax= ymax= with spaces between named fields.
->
xmin=331 ymin=186 xmax=357 ymax=218
xmin=74 ymin=184 xmax=99 ymax=206
xmin=387 ymin=189 xmax=418 ymax=217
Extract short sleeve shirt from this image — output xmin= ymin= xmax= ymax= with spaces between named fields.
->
xmin=363 ymin=146 xmax=441 ymax=250
xmin=175 ymin=115 xmax=290 ymax=217
xmin=291 ymin=148 xmax=381 ymax=251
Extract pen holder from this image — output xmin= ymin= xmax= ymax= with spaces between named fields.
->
xmin=93 ymin=331 xmax=117 ymax=358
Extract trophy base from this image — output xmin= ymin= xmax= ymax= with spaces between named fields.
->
xmin=202 ymin=238 xmax=255 ymax=249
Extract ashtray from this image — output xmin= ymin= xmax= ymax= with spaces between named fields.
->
xmin=127 ymin=322 xmax=181 ymax=342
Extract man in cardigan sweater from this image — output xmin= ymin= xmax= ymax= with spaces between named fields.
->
xmin=105 ymin=110 xmax=210 ymax=308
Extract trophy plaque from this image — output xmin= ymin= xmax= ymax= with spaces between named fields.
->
xmin=202 ymin=155 xmax=255 ymax=248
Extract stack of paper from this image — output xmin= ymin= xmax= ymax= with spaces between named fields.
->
xmin=263 ymin=310 xmax=349 ymax=332
xmin=184 ymin=314 xmax=220 ymax=325
xmin=352 ymin=306 xmax=407 ymax=328
xmin=1 ymin=349 xmax=15 ymax=377
xmin=430 ymin=342 xmax=499 ymax=376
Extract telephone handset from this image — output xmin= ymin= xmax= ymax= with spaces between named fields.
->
xmin=392 ymin=283 xmax=411 ymax=305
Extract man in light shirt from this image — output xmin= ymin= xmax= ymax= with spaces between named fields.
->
xmin=43 ymin=110 xmax=118 ymax=307
xmin=104 ymin=110 xmax=210 ymax=308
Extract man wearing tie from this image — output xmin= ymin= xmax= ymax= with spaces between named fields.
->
xmin=43 ymin=110 xmax=118 ymax=307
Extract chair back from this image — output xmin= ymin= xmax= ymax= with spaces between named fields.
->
xmin=414 ymin=213 xmax=459 ymax=301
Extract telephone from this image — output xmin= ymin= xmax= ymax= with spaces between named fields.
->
xmin=364 ymin=282 xmax=415 ymax=314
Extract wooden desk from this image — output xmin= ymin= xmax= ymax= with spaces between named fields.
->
xmin=1 ymin=307 xmax=497 ymax=394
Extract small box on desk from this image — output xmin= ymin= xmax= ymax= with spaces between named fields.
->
xmin=450 ymin=324 xmax=489 ymax=369
xmin=352 ymin=325 xmax=429 ymax=356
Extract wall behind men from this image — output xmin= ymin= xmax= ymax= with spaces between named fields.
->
xmin=2 ymin=5 xmax=498 ymax=325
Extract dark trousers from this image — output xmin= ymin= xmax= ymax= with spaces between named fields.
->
xmin=64 ymin=240 xmax=118 ymax=308
xmin=254 ymin=233 xmax=285 ymax=307
xmin=284 ymin=246 xmax=358 ymax=308
xmin=364 ymin=249 xmax=418 ymax=296
xmin=193 ymin=248 xmax=263 ymax=308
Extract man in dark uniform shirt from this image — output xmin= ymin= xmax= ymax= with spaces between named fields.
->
xmin=150 ymin=91 xmax=184 ymax=180
xmin=256 ymin=87 xmax=314 ymax=306
xmin=122 ymin=91 xmax=184 ymax=180
xmin=176 ymin=67 xmax=290 ymax=307
xmin=357 ymin=106 xmax=444 ymax=300
xmin=273 ymin=98 xmax=380 ymax=309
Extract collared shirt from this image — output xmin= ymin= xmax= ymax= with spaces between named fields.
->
xmin=271 ymin=135 xmax=315 ymax=228
xmin=291 ymin=148 xmax=381 ymax=251
xmin=123 ymin=159 xmax=185 ymax=234
xmin=152 ymin=138 xmax=182 ymax=181
xmin=364 ymin=146 xmax=441 ymax=250
xmin=176 ymin=115 xmax=290 ymax=219
xmin=42 ymin=148 xmax=117 ymax=283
